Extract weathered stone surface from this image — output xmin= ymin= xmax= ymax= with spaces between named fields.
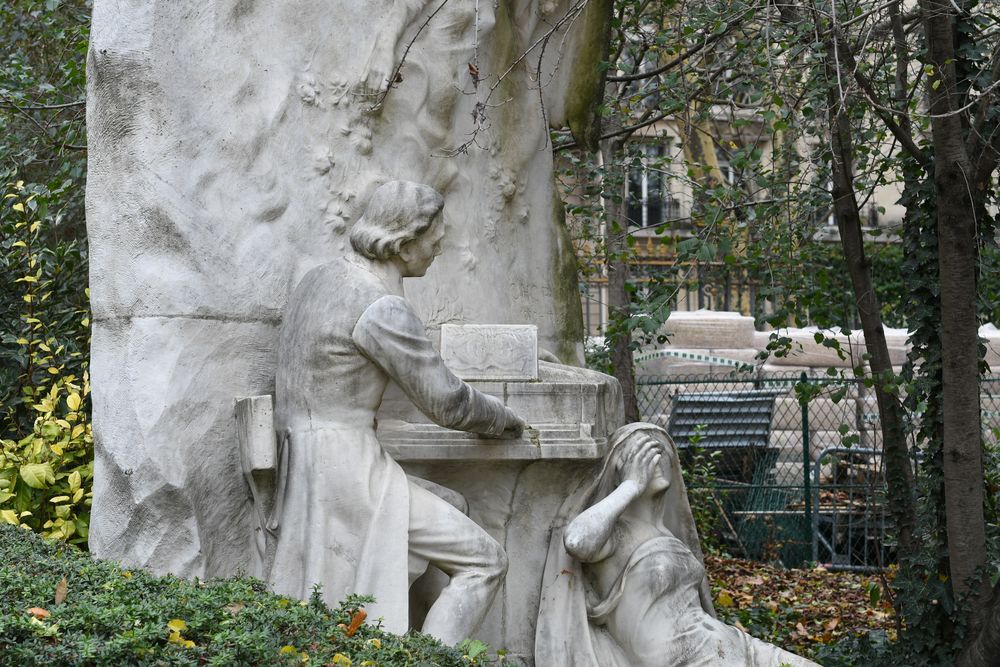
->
xmin=87 ymin=0 xmax=610 ymax=578
xmin=772 ymin=429 xmax=856 ymax=462
xmin=440 ymin=324 xmax=538 ymax=381
xmin=772 ymin=396 xmax=857 ymax=432
xmin=661 ymin=310 xmax=756 ymax=349
xmin=403 ymin=459 xmax=598 ymax=665
xmin=536 ymin=423 xmax=820 ymax=667
xmin=763 ymin=328 xmax=862 ymax=368
xmin=89 ymin=317 xmax=276 ymax=577
xmin=378 ymin=361 xmax=623 ymax=460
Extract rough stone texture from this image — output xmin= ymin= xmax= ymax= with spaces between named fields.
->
xmin=982 ymin=324 xmax=1000 ymax=371
xmin=87 ymin=0 xmax=609 ymax=577
xmin=661 ymin=310 xmax=756 ymax=349
xmin=772 ymin=429 xmax=856 ymax=462
xmin=772 ymin=396 xmax=857 ymax=432
xmin=765 ymin=328 xmax=862 ymax=368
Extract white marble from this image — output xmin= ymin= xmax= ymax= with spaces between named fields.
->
xmin=662 ymin=310 xmax=757 ymax=349
xmin=266 ymin=181 xmax=524 ymax=644
xmin=441 ymin=324 xmax=539 ymax=381
xmin=535 ymin=423 xmax=820 ymax=667
xmin=86 ymin=0 xmax=611 ymax=579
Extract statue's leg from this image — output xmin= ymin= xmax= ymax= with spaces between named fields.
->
xmin=407 ymin=481 xmax=508 ymax=646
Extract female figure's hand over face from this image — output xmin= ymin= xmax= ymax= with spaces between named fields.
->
xmin=619 ymin=436 xmax=662 ymax=493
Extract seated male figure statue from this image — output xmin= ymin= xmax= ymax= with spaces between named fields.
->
xmin=269 ymin=180 xmax=524 ymax=644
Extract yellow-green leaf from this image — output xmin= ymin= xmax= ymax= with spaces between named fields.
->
xmin=12 ymin=241 xmax=26 ymax=248
xmin=11 ymin=203 xmax=24 ymax=212
xmin=49 ymin=496 xmax=70 ymax=503
xmin=66 ymin=393 xmax=81 ymax=412
xmin=19 ymin=463 xmax=55 ymax=489
xmin=1 ymin=510 xmax=18 ymax=525
xmin=167 ymin=619 xmax=188 ymax=633
xmin=68 ymin=471 xmax=81 ymax=492
xmin=717 ymin=589 xmax=735 ymax=608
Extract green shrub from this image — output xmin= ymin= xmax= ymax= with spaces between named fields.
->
xmin=1 ymin=180 xmax=92 ymax=545
xmin=0 ymin=523 xmax=507 ymax=666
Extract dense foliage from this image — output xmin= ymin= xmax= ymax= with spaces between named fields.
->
xmin=0 ymin=523 xmax=498 ymax=666
xmin=563 ymin=0 xmax=1000 ymax=663
xmin=1 ymin=2 xmax=92 ymax=543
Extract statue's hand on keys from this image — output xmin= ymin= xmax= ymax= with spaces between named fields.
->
xmin=501 ymin=408 xmax=526 ymax=439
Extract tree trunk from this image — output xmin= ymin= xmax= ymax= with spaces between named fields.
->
xmin=921 ymin=0 xmax=989 ymax=616
xmin=601 ymin=135 xmax=640 ymax=422
xmin=825 ymin=68 xmax=917 ymax=560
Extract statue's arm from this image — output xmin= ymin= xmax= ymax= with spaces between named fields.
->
xmin=352 ymin=295 xmax=520 ymax=436
xmin=563 ymin=480 xmax=640 ymax=563
xmin=564 ymin=436 xmax=661 ymax=562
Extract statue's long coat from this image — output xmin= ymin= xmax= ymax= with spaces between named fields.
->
xmin=270 ymin=254 xmax=508 ymax=630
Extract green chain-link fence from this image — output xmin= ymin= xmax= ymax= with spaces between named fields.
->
xmin=638 ymin=373 xmax=1000 ymax=571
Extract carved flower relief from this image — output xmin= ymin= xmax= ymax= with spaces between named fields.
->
xmin=297 ymin=74 xmax=320 ymax=107
xmin=339 ymin=122 xmax=373 ymax=156
xmin=312 ymin=147 xmax=336 ymax=176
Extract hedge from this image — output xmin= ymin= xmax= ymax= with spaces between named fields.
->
xmin=0 ymin=523 xmax=497 ymax=666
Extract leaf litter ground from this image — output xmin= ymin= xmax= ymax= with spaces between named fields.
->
xmin=706 ymin=554 xmax=896 ymax=660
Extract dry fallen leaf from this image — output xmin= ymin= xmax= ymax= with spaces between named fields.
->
xmin=225 ymin=602 xmax=245 ymax=616
xmin=27 ymin=607 xmax=50 ymax=619
xmin=54 ymin=576 xmax=68 ymax=605
xmin=346 ymin=608 xmax=367 ymax=637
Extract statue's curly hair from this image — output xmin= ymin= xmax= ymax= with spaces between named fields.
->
xmin=350 ymin=181 xmax=444 ymax=260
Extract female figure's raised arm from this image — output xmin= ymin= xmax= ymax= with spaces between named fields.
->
xmin=563 ymin=439 xmax=661 ymax=563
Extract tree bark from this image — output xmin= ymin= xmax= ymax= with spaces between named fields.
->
xmin=601 ymin=135 xmax=640 ymax=422
xmin=921 ymin=0 xmax=989 ymax=614
xmin=825 ymin=65 xmax=917 ymax=560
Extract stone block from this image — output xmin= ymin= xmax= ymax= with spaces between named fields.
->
xmin=440 ymin=324 xmax=538 ymax=381
xmin=880 ymin=327 xmax=911 ymax=366
xmin=772 ymin=397 xmax=856 ymax=431
xmin=772 ymin=429 xmax=856 ymax=462
xmin=763 ymin=328 xmax=861 ymax=368
xmin=982 ymin=324 xmax=1000 ymax=372
xmin=660 ymin=310 xmax=756 ymax=349
xmin=235 ymin=395 xmax=276 ymax=474
xmin=377 ymin=362 xmax=624 ymax=461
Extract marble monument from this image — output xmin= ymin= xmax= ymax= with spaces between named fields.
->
xmin=86 ymin=0 xmax=612 ymax=580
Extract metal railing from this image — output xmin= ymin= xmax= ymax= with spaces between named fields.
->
xmin=640 ymin=372 xmax=1000 ymax=571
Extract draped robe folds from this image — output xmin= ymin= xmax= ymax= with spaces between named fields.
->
xmin=270 ymin=255 xmax=508 ymax=631
xmin=535 ymin=423 xmax=820 ymax=667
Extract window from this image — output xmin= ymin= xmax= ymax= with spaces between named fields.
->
xmin=627 ymin=144 xmax=681 ymax=231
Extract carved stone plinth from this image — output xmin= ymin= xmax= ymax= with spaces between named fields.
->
xmin=385 ymin=361 xmax=622 ymax=664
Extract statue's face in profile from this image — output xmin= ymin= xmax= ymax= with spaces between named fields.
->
xmin=398 ymin=214 xmax=445 ymax=277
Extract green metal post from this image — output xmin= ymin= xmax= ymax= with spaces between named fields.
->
xmin=800 ymin=372 xmax=812 ymax=534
